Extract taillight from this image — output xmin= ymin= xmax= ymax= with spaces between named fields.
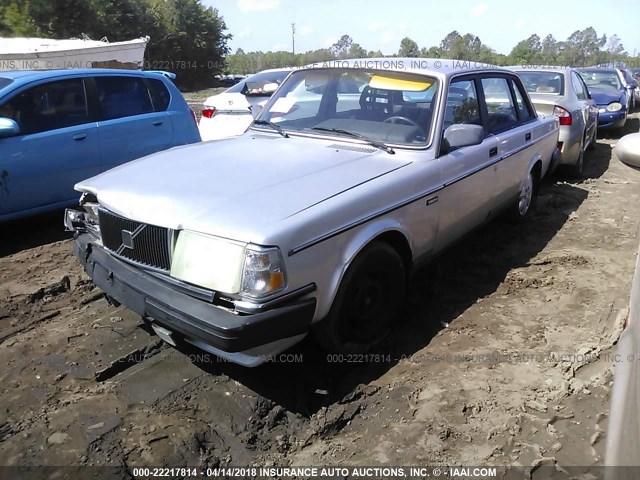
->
xmin=201 ymin=108 xmax=215 ymax=119
xmin=553 ymin=106 xmax=572 ymax=126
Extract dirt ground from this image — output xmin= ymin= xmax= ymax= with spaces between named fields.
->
xmin=1 ymin=114 xmax=639 ymax=478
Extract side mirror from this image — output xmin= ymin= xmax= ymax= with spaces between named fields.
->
xmin=0 ymin=117 xmax=19 ymax=139
xmin=441 ymin=124 xmax=484 ymax=154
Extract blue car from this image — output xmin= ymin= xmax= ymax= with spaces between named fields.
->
xmin=577 ymin=68 xmax=628 ymax=132
xmin=0 ymin=69 xmax=201 ymax=221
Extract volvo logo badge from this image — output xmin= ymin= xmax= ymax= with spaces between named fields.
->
xmin=121 ymin=230 xmax=135 ymax=249
xmin=116 ymin=224 xmax=146 ymax=254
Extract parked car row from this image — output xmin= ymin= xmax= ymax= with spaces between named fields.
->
xmin=65 ymin=59 xmax=561 ymax=366
xmin=6 ymin=58 xmax=631 ymax=367
xmin=0 ymin=69 xmax=201 ymax=221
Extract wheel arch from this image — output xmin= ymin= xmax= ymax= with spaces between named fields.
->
xmin=315 ymin=222 xmax=413 ymax=321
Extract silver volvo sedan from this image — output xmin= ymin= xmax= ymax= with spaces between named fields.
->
xmin=66 ymin=59 xmax=560 ymax=367
xmin=509 ymin=67 xmax=598 ymax=177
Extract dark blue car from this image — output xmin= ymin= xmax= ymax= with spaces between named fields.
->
xmin=577 ymin=68 xmax=628 ymax=132
xmin=0 ymin=69 xmax=201 ymax=221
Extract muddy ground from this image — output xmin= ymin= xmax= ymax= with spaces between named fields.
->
xmin=1 ymin=115 xmax=640 ymax=478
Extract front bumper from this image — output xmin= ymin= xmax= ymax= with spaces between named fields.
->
xmin=74 ymin=233 xmax=316 ymax=364
xmin=597 ymin=109 xmax=626 ymax=129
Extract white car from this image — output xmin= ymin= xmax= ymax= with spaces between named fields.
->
xmin=198 ymin=68 xmax=291 ymax=141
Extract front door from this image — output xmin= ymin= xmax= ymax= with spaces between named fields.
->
xmin=0 ymin=78 xmax=100 ymax=218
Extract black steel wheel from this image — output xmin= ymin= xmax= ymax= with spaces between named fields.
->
xmin=313 ymin=242 xmax=406 ymax=353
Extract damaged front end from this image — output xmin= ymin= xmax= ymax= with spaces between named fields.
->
xmin=64 ymin=192 xmax=101 ymax=239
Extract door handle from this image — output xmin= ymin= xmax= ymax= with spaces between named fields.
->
xmin=72 ymin=133 xmax=87 ymax=141
xmin=489 ymin=147 xmax=497 ymax=157
xmin=152 ymin=121 xmax=164 ymax=126
xmin=525 ymin=133 xmax=531 ymax=141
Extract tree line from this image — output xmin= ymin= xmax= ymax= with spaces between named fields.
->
xmin=0 ymin=0 xmax=230 ymax=89
xmin=226 ymin=27 xmax=637 ymax=74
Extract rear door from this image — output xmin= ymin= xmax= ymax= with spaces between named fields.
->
xmin=92 ymin=75 xmax=173 ymax=171
xmin=0 ymin=77 xmax=100 ymax=217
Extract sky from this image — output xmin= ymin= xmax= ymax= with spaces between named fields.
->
xmin=202 ymin=0 xmax=640 ymax=58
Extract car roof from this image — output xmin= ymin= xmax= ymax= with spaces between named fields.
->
xmin=0 ymin=68 xmax=167 ymax=82
xmin=506 ymin=66 xmax=573 ymax=75
xmin=576 ymin=67 xmax=618 ymax=73
xmin=302 ymin=57 xmax=511 ymax=78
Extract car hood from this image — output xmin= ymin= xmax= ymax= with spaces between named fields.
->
xmin=76 ymin=134 xmax=410 ymax=242
xmin=589 ymin=88 xmax=624 ymax=106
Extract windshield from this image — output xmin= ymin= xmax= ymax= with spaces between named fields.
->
xmin=226 ymin=70 xmax=290 ymax=96
xmin=577 ymin=70 xmax=622 ymax=90
xmin=516 ymin=72 xmax=564 ymax=95
xmin=254 ymin=68 xmax=439 ymax=147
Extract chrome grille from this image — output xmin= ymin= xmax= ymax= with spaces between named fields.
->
xmin=98 ymin=210 xmax=171 ymax=271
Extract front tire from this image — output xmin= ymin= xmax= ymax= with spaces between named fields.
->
xmin=313 ymin=242 xmax=406 ymax=353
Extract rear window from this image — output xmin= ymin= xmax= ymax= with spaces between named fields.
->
xmin=147 ymin=78 xmax=171 ymax=111
xmin=227 ymin=70 xmax=290 ymax=96
xmin=516 ymin=72 xmax=564 ymax=95
xmin=95 ymin=76 xmax=154 ymax=120
xmin=0 ymin=77 xmax=13 ymax=89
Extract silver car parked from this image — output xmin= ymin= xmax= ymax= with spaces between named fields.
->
xmin=510 ymin=67 xmax=598 ymax=176
xmin=66 ymin=59 xmax=560 ymax=367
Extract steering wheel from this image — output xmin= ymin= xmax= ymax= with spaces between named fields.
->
xmin=384 ymin=116 xmax=420 ymax=128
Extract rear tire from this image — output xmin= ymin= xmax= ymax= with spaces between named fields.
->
xmin=568 ymin=133 xmax=585 ymax=178
xmin=313 ymin=242 xmax=406 ymax=353
xmin=508 ymin=167 xmax=538 ymax=222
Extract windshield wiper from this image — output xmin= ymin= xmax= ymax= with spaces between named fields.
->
xmin=311 ymin=127 xmax=395 ymax=154
xmin=253 ymin=119 xmax=289 ymax=138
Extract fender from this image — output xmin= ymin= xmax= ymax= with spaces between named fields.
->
xmin=312 ymin=220 xmax=412 ymax=321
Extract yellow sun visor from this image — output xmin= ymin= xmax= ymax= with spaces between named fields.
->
xmin=369 ymin=74 xmax=432 ymax=92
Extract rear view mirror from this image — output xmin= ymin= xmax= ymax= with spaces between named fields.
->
xmin=441 ymin=124 xmax=484 ymax=154
xmin=0 ymin=117 xmax=19 ymax=139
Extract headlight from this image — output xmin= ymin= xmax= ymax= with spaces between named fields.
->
xmin=607 ymin=102 xmax=623 ymax=112
xmin=170 ymin=231 xmax=245 ymax=293
xmin=169 ymin=232 xmax=288 ymax=298
xmin=241 ymin=245 xmax=287 ymax=298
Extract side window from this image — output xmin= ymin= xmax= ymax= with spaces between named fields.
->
xmin=96 ymin=76 xmax=154 ymax=120
xmin=147 ymin=78 xmax=171 ymax=112
xmin=444 ymin=79 xmax=480 ymax=130
xmin=481 ymin=77 xmax=518 ymax=134
xmin=0 ymin=79 xmax=88 ymax=136
xmin=510 ymin=79 xmax=535 ymax=122
xmin=571 ymin=72 xmax=586 ymax=100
